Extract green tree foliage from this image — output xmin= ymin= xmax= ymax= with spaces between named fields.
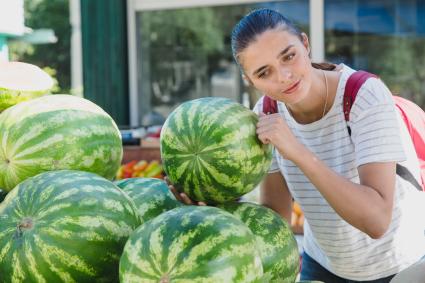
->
xmin=368 ymin=37 xmax=425 ymax=108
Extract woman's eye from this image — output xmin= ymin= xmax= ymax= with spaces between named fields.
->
xmin=284 ymin=53 xmax=295 ymax=61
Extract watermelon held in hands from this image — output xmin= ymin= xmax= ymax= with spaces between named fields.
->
xmin=218 ymin=202 xmax=300 ymax=283
xmin=0 ymin=170 xmax=141 ymax=282
xmin=0 ymin=61 xmax=54 ymax=112
xmin=0 ymin=94 xmax=123 ymax=192
xmin=160 ymin=97 xmax=272 ymax=204
xmin=114 ymin=177 xmax=182 ymax=223
xmin=119 ymin=205 xmax=263 ymax=283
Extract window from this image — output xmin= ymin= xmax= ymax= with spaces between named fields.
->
xmin=325 ymin=0 xmax=425 ymax=108
xmin=130 ymin=0 xmax=309 ymax=126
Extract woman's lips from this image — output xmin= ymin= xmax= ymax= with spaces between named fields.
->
xmin=282 ymin=80 xmax=300 ymax=94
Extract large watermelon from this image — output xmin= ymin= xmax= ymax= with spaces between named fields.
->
xmin=0 ymin=188 xmax=6 ymax=203
xmin=218 ymin=202 xmax=300 ymax=283
xmin=119 ymin=205 xmax=263 ymax=282
xmin=0 ymin=170 xmax=141 ymax=282
xmin=0 ymin=94 xmax=123 ymax=192
xmin=114 ymin=177 xmax=182 ymax=223
xmin=0 ymin=61 xmax=54 ymax=112
xmin=160 ymin=97 xmax=272 ymax=204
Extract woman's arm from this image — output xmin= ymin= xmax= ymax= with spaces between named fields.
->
xmin=289 ymin=145 xmax=395 ymax=239
xmin=257 ymin=113 xmax=396 ymax=239
xmin=260 ymin=171 xmax=293 ymax=224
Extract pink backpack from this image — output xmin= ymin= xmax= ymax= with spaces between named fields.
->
xmin=262 ymin=70 xmax=425 ymax=191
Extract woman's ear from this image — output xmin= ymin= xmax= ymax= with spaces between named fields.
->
xmin=301 ymin=32 xmax=311 ymax=56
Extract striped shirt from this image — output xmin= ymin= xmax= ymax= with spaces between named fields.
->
xmin=253 ymin=64 xmax=425 ymax=281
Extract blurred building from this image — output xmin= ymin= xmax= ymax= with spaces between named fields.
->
xmin=71 ymin=0 xmax=425 ymax=128
xmin=0 ymin=0 xmax=26 ymax=61
xmin=0 ymin=1 xmax=57 ymax=62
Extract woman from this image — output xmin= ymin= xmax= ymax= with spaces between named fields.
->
xmin=228 ymin=8 xmax=425 ymax=282
xmin=169 ymin=8 xmax=425 ymax=282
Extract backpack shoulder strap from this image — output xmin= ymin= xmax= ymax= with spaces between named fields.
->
xmin=343 ymin=70 xmax=378 ymax=122
xmin=262 ymin=95 xmax=278 ymax=114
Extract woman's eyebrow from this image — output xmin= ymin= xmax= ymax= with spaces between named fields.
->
xmin=252 ymin=44 xmax=295 ymax=76
xmin=277 ymin=44 xmax=294 ymax=59
xmin=252 ymin=66 xmax=267 ymax=76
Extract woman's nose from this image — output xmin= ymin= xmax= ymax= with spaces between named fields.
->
xmin=278 ymin=68 xmax=293 ymax=82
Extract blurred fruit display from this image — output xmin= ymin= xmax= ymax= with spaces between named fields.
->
xmin=116 ymin=160 xmax=164 ymax=180
xmin=291 ymin=201 xmax=304 ymax=234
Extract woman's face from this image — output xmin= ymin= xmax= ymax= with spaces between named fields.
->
xmin=239 ymin=28 xmax=313 ymax=105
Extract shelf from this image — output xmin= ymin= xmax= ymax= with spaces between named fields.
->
xmin=122 ymin=144 xmax=161 ymax=164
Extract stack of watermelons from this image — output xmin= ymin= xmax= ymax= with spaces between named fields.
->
xmin=0 ymin=62 xmax=301 ymax=282
xmin=0 ymin=62 xmax=135 ymax=282
xmin=154 ymin=97 xmax=300 ymax=282
xmin=117 ymin=97 xmax=300 ymax=282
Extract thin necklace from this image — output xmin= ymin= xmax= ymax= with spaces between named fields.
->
xmin=321 ymin=70 xmax=329 ymax=119
xmin=287 ymin=70 xmax=329 ymax=120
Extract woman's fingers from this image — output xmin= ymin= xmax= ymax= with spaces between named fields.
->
xmin=180 ymin=192 xmax=207 ymax=206
xmin=165 ymin=176 xmax=180 ymax=200
xmin=256 ymin=123 xmax=276 ymax=135
xmin=179 ymin=192 xmax=194 ymax=205
xmin=164 ymin=176 xmax=173 ymax=185
xmin=256 ymin=113 xmax=285 ymax=145
xmin=257 ymin=124 xmax=277 ymax=144
xmin=165 ymin=175 xmax=207 ymax=206
xmin=168 ymin=184 xmax=183 ymax=202
xmin=258 ymin=135 xmax=271 ymax=144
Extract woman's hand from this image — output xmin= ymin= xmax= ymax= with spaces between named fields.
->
xmin=164 ymin=176 xmax=207 ymax=206
xmin=256 ymin=112 xmax=304 ymax=160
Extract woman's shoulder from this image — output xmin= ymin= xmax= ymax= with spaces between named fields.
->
xmin=339 ymin=64 xmax=393 ymax=105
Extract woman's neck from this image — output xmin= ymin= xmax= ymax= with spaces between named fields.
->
xmin=287 ymin=69 xmax=339 ymax=124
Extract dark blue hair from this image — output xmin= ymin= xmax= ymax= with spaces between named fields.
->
xmin=231 ymin=8 xmax=303 ymax=66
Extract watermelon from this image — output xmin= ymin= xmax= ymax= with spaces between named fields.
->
xmin=119 ymin=205 xmax=263 ymax=282
xmin=218 ymin=202 xmax=299 ymax=282
xmin=0 ymin=188 xmax=6 ymax=203
xmin=160 ymin=97 xmax=272 ymax=204
xmin=0 ymin=61 xmax=54 ymax=112
xmin=0 ymin=94 xmax=123 ymax=192
xmin=0 ymin=170 xmax=141 ymax=282
xmin=114 ymin=177 xmax=182 ymax=223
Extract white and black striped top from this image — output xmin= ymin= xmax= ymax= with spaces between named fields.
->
xmin=253 ymin=64 xmax=425 ymax=281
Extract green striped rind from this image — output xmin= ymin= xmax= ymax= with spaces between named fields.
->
xmin=0 ymin=94 xmax=123 ymax=192
xmin=0 ymin=188 xmax=6 ymax=203
xmin=119 ymin=205 xmax=263 ymax=283
xmin=0 ymin=170 xmax=141 ymax=283
xmin=218 ymin=202 xmax=299 ymax=283
xmin=160 ymin=97 xmax=272 ymax=204
xmin=114 ymin=177 xmax=183 ymax=224
xmin=0 ymin=88 xmax=49 ymax=112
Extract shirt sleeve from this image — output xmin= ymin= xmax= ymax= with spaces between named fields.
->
xmin=268 ymin=148 xmax=280 ymax=173
xmin=348 ymin=77 xmax=406 ymax=167
xmin=252 ymin=96 xmax=280 ymax=173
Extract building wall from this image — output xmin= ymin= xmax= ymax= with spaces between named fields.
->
xmin=0 ymin=0 xmax=25 ymax=61
xmin=0 ymin=0 xmax=25 ymax=36
xmin=80 ymin=0 xmax=129 ymax=126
